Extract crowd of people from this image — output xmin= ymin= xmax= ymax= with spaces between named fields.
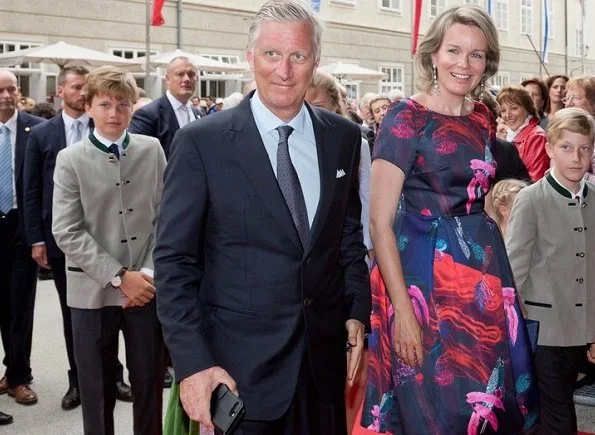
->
xmin=1 ymin=0 xmax=595 ymax=434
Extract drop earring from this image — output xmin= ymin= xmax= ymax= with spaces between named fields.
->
xmin=432 ymin=64 xmax=440 ymax=95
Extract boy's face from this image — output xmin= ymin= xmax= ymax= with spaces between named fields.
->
xmin=86 ymin=93 xmax=133 ymax=141
xmin=546 ymin=130 xmax=594 ymax=188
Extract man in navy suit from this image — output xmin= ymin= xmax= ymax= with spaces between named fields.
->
xmin=0 ymin=70 xmax=43 ymax=406
xmin=23 ymin=65 xmax=132 ymax=409
xmin=154 ymin=2 xmax=370 ymax=433
xmin=129 ymin=56 xmax=200 ymax=158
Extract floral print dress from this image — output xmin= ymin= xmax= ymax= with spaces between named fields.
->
xmin=361 ymin=99 xmax=539 ymax=435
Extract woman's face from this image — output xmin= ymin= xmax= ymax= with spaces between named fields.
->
xmin=305 ymin=86 xmax=336 ymax=113
xmin=370 ymin=98 xmax=390 ymax=125
xmin=549 ymin=77 xmax=567 ymax=107
xmin=564 ymin=85 xmax=594 ymax=115
xmin=524 ymin=83 xmax=544 ymax=113
xmin=500 ymin=101 xmax=529 ymax=131
xmin=431 ymin=23 xmax=488 ymax=99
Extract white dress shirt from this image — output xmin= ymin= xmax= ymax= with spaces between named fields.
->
xmin=250 ymin=91 xmax=320 ymax=227
xmin=62 ymin=111 xmax=90 ymax=146
xmin=166 ymin=90 xmax=198 ymax=129
xmin=0 ymin=109 xmax=18 ymax=209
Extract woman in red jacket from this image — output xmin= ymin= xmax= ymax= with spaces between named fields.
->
xmin=497 ymin=86 xmax=549 ymax=181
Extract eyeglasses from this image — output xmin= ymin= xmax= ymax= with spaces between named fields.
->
xmin=563 ymin=94 xmax=584 ymax=104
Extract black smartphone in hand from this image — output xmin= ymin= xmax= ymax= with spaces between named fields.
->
xmin=211 ymin=383 xmax=245 ymax=435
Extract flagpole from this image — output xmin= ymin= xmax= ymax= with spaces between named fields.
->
xmin=582 ymin=0 xmax=586 ymax=74
xmin=177 ymin=0 xmax=183 ymax=49
xmin=145 ymin=0 xmax=151 ymax=96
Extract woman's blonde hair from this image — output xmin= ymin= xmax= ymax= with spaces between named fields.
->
xmin=566 ymin=76 xmax=595 ymax=115
xmin=309 ymin=71 xmax=346 ymax=116
xmin=416 ymin=6 xmax=500 ymax=98
xmin=492 ymin=179 xmax=529 ymax=225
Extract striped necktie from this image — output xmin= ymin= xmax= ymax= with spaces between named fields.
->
xmin=0 ymin=126 xmax=13 ymax=213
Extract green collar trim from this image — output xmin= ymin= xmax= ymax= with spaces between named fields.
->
xmin=88 ymin=129 xmax=130 ymax=154
xmin=545 ymin=172 xmax=589 ymax=199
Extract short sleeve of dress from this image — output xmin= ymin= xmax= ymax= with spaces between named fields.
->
xmin=372 ymin=99 xmax=420 ymax=175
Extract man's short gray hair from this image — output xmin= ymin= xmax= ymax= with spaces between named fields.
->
xmin=247 ymin=0 xmax=324 ymax=62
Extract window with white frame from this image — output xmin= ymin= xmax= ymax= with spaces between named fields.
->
xmin=429 ymin=0 xmax=446 ymax=18
xmin=111 ymin=48 xmax=157 ymax=59
xmin=379 ymin=0 xmax=400 ymax=12
xmin=379 ymin=65 xmax=404 ymax=94
xmin=344 ymin=82 xmax=359 ymax=101
xmin=519 ymin=74 xmax=533 ymax=83
xmin=495 ymin=0 xmax=508 ymax=30
xmin=0 ymin=41 xmax=42 ymax=68
xmin=494 ymin=72 xmax=510 ymax=88
xmin=329 ymin=0 xmax=356 ymax=6
xmin=201 ymin=54 xmax=241 ymax=76
xmin=464 ymin=0 xmax=480 ymax=4
xmin=520 ymin=0 xmax=533 ymax=35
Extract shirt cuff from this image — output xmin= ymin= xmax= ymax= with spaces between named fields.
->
xmin=140 ymin=267 xmax=154 ymax=278
xmin=32 ymin=242 xmax=46 ymax=246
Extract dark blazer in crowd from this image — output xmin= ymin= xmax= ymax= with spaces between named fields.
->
xmin=492 ymin=138 xmax=531 ymax=184
xmin=154 ymin=92 xmax=371 ymax=422
xmin=129 ymin=95 xmax=199 ymax=158
xmin=0 ymin=110 xmax=43 ymax=389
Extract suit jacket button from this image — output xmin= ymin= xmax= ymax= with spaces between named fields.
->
xmin=579 ymin=252 xmax=585 ymax=258
xmin=579 ymin=227 xmax=583 ymax=232
xmin=578 ymin=277 xmax=584 ymax=283
xmin=303 ymin=298 xmax=312 ymax=307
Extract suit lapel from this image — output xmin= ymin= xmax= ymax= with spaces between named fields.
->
xmin=225 ymin=95 xmax=303 ymax=252
xmin=15 ymin=112 xmax=34 ymax=183
xmin=54 ymin=114 xmax=67 ymax=151
xmin=306 ymin=106 xmax=336 ymax=256
xmin=161 ymin=96 xmax=180 ymax=130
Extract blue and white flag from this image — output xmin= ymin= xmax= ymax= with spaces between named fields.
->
xmin=542 ymin=0 xmax=550 ymax=63
xmin=487 ymin=0 xmax=495 ymax=15
xmin=310 ymin=0 xmax=321 ymax=13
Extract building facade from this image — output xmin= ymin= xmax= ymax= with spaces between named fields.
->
xmin=0 ymin=0 xmax=593 ymax=101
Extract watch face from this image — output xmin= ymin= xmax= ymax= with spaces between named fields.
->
xmin=111 ymin=276 xmax=122 ymax=288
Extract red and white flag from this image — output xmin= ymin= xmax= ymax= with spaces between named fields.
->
xmin=411 ymin=0 xmax=423 ymax=55
xmin=152 ymin=0 xmax=166 ymax=26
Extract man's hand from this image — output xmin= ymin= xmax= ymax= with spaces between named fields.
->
xmin=180 ymin=366 xmax=238 ymax=430
xmin=32 ymin=245 xmax=49 ymax=269
xmin=346 ymin=319 xmax=365 ymax=387
xmin=119 ymin=271 xmax=155 ymax=309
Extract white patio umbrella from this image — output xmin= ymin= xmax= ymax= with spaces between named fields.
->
xmin=148 ymin=49 xmax=247 ymax=73
xmin=0 ymin=41 xmax=142 ymax=70
xmin=318 ymin=62 xmax=388 ymax=81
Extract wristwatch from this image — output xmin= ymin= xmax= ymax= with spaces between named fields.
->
xmin=110 ymin=268 xmax=127 ymax=288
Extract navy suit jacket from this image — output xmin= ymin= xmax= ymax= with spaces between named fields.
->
xmin=129 ymin=95 xmax=199 ymax=158
xmin=23 ymin=113 xmax=70 ymax=257
xmin=154 ymin=93 xmax=371 ymax=421
xmin=14 ymin=111 xmax=44 ymax=242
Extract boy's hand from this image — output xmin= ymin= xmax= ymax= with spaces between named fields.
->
xmin=119 ymin=271 xmax=155 ymax=308
xmin=587 ymin=344 xmax=595 ymax=364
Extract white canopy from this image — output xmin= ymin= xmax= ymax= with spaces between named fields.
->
xmin=318 ymin=62 xmax=387 ymax=81
xmin=148 ymin=49 xmax=247 ymax=73
xmin=0 ymin=41 xmax=142 ymax=70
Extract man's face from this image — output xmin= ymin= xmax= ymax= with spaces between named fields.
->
xmin=86 ymin=93 xmax=133 ymax=141
xmin=58 ymin=73 xmax=87 ymax=114
xmin=247 ymin=20 xmax=318 ymax=121
xmin=165 ymin=58 xmax=198 ymax=103
xmin=0 ymin=72 xmax=19 ymax=116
